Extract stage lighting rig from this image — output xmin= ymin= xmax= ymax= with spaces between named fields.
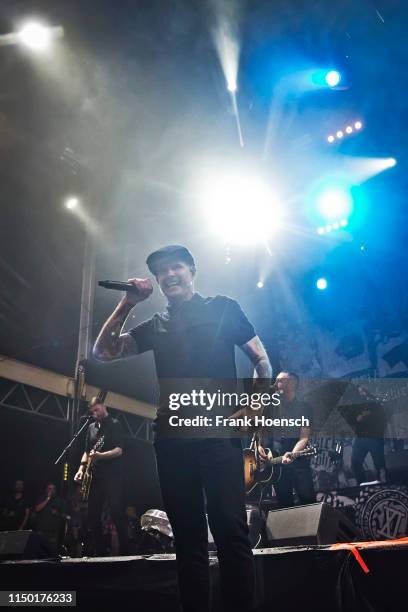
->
xmin=327 ymin=120 xmax=363 ymax=144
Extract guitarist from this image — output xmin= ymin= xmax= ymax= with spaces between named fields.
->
xmin=259 ymin=372 xmax=315 ymax=508
xmin=74 ymin=396 xmax=127 ymax=555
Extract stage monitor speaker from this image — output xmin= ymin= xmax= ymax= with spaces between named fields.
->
xmin=0 ymin=530 xmax=51 ymax=560
xmin=265 ymin=502 xmax=360 ymax=546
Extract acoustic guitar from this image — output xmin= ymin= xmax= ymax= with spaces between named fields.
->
xmin=244 ymin=445 xmax=317 ymax=494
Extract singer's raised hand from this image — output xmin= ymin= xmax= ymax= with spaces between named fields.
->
xmin=123 ymin=278 xmax=153 ymax=306
xmin=93 ymin=277 xmax=152 ymax=361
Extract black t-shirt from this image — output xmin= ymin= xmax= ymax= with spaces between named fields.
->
xmin=0 ymin=494 xmax=29 ymax=531
xmin=129 ymin=293 xmax=256 ymax=423
xmin=340 ymin=400 xmax=386 ymax=437
xmin=35 ymin=496 xmax=64 ymax=533
xmin=265 ymin=398 xmax=313 ymax=455
xmin=85 ymin=416 xmax=123 ymax=474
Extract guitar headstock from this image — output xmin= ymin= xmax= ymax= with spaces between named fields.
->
xmin=89 ymin=389 xmax=108 ymax=408
xmin=96 ymin=389 xmax=108 ymax=404
xmin=301 ymin=445 xmax=318 ymax=457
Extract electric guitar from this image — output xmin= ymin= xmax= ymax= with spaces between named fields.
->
xmin=79 ymin=387 xmax=108 ymax=504
xmin=244 ymin=444 xmax=318 ymax=494
xmin=80 ymin=435 xmax=105 ymax=503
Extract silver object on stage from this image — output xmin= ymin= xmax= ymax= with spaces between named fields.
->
xmin=140 ymin=509 xmax=174 ymax=539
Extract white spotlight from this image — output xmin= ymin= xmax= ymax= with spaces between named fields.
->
xmin=227 ymin=80 xmax=237 ymax=93
xmin=65 ymin=197 xmax=79 ymax=210
xmin=336 ymin=131 xmax=344 ymax=139
xmin=18 ymin=22 xmax=52 ymax=51
xmin=201 ymin=173 xmax=283 ymax=245
xmin=386 ymin=158 xmax=397 ymax=168
xmin=257 ymin=281 xmax=264 ymax=289
xmin=327 ymin=135 xmax=335 ymax=143
xmin=345 ymin=126 xmax=353 ymax=134
xmin=354 ymin=121 xmax=362 ymax=130
xmin=317 ymin=227 xmax=325 ymax=235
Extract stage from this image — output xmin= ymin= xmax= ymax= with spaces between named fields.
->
xmin=1 ymin=541 xmax=407 ymax=611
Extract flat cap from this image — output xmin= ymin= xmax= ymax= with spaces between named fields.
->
xmin=146 ymin=245 xmax=195 ymax=275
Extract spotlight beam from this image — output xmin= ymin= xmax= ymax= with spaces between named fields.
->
xmin=230 ymin=91 xmax=244 ymax=148
xmin=211 ymin=4 xmax=244 ymax=148
xmin=0 ymin=23 xmax=64 ymax=50
xmin=339 ymin=156 xmax=397 ymax=183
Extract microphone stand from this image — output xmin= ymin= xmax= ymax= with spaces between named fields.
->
xmin=54 ymin=416 xmax=92 ymax=466
xmin=53 ymin=416 xmax=91 ymax=557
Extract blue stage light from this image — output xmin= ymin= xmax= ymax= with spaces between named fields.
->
xmin=308 ymin=177 xmax=355 ymax=229
xmin=317 ymin=188 xmax=353 ymax=221
xmin=311 ymin=69 xmax=341 ymax=88
xmin=325 ymin=70 xmax=341 ymax=87
xmin=316 ymin=278 xmax=328 ymax=290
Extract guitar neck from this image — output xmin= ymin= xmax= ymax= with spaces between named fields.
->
xmin=270 ymin=450 xmax=309 ymax=465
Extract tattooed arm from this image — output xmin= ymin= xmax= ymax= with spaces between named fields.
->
xmin=229 ymin=336 xmax=272 ymax=427
xmin=93 ymin=278 xmax=153 ymax=361
xmin=240 ymin=336 xmax=272 ymax=392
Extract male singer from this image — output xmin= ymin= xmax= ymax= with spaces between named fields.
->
xmin=93 ymin=245 xmax=272 ymax=612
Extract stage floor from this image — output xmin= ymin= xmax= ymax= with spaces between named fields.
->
xmin=1 ymin=541 xmax=407 ymax=611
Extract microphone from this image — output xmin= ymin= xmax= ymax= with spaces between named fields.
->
xmin=98 ymin=280 xmax=140 ymax=293
xmin=80 ymin=414 xmax=94 ymax=422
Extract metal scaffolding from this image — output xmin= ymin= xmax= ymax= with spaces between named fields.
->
xmin=0 ymin=355 xmax=155 ymax=441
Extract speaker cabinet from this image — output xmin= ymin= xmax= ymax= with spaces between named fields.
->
xmin=265 ymin=502 xmax=360 ymax=546
xmin=0 ymin=530 xmax=51 ymax=560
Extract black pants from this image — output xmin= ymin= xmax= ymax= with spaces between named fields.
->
xmin=87 ymin=470 xmax=127 ymax=555
xmin=351 ymin=437 xmax=385 ymax=484
xmin=154 ymin=437 xmax=256 ymax=612
xmin=274 ymin=459 xmax=315 ymax=508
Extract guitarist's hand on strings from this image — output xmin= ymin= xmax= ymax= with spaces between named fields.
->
xmin=257 ymin=446 xmax=270 ymax=465
xmin=74 ymin=468 xmax=84 ymax=482
xmin=282 ymin=451 xmax=294 ymax=465
xmin=89 ymin=450 xmax=102 ymax=463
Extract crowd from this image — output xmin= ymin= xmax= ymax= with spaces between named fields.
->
xmin=0 ymin=478 xmax=142 ymax=557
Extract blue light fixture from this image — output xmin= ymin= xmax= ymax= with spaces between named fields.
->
xmin=325 ymin=70 xmax=341 ymax=87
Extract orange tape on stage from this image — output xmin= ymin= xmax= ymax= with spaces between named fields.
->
xmin=329 ymin=537 xmax=408 ymax=573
